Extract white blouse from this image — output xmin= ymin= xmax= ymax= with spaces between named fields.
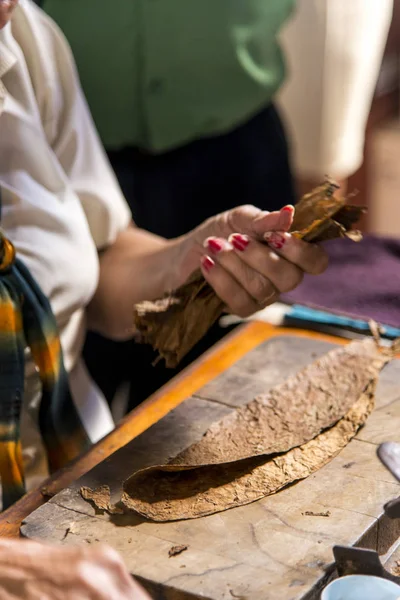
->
xmin=0 ymin=0 xmax=131 ymax=449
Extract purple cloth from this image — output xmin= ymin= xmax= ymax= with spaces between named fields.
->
xmin=283 ymin=235 xmax=400 ymax=329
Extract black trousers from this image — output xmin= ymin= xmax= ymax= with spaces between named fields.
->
xmin=83 ymin=104 xmax=296 ymax=410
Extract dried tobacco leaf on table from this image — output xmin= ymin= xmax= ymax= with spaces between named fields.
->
xmin=80 ymin=485 xmax=123 ymax=515
xmin=133 ymin=179 xmax=366 ymax=368
xmin=168 ymin=545 xmax=188 ymax=558
xmin=121 ymin=335 xmax=397 ymax=521
xmin=122 ymin=390 xmax=373 ymax=521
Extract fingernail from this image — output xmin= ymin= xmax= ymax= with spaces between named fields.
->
xmin=281 ymin=205 xmax=294 ymax=214
xmin=201 ymin=256 xmax=215 ymax=272
xmin=229 ymin=233 xmax=250 ymax=252
xmin=206 ymin=238 xmax=224 ymax=254
xmin=264 ymin=232 xmax=287 ymax=250
xmin=204 ymin=237 xmax=233 ymax=254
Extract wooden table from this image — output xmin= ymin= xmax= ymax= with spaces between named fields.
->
xmin=0 ymin=322 xmax=346 ymax=539
xmin=4 ymin=322 xmax=400 ymax=600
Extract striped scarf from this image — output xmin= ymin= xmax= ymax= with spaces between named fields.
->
xmin=0 ymin=200 xmax=91 ymax=509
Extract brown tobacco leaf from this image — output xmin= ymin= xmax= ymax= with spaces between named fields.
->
xmin=133 ymin=179 xmax=366 ymax=368
xmin=134 ymin=272 xmax=223 ymax=368
xmin=121 ymin=336 xmax=397 ymax=521
xmin=290 ymin=179 xmax=365 ymax=242
xmin=121 ymin=384 xmax=374 ymax=522
xmin=302 ymin=511 xmax=331 ymax=517
xmin=168 ymin=338 xmax=385 ymax=466
xmin=168 ymin=545 xmax=188 ymax=558
xmin=80 ymin=485 xmax=123 ymax=515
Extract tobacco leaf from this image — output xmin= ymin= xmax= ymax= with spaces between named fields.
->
xmin=303 ymin=511 xmax=331 ymax=517
xmin=133 ymin=179 xmax=366 ymax=368
xmin=168 ymin=545 xmax=188 ymax=558
xmin=134 ymin=273 xmax=223 ymax=368
xmin=80 ymin=485 xmax=123 ymax=515
xmin=289 ymin=180 xmax=365 ymax=242
xmin=169 ymin=338 xmax=384 ymax=466
xmin=121 ymin=387 xmax=374 ymax=521
xmin=121 ymin=336 xmax=397 ymax=521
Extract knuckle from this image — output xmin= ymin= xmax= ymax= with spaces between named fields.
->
xmin=75 ymin=566 xmax=92 ymax=590
xmin=97 ymin=545 xmax=123 ymax=567
xmin=310 ymin=249 xmax=329 ymax=275
xmin=247 ymin=273 xmax=272 ymax=303
xmin=258 ymin=290 xmax=278 ymax=309
xmin=279 ymin=267 xmax=304 ymax=293
xmin=227 ymin=204 xmax=258 ymax=230
xmin=299 ymin=243 xmax=329 ymax=275
xmin=227 ymin=291 xmax=251 ymax=317
xmin=232 ymin=204 xmax=253 ymax=217
xmin=229 ymin=291 xmax=259 ymax=318
xmin=113 ymin=560 xmax=129 ymax=580
xmin=236 ymin=305 xmax=255 ymax=318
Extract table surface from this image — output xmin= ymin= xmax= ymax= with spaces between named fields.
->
xmin=0 ymin=322 xmax=351 ymax=539
xmin=19 ymin=328 xmax=400 ymax=600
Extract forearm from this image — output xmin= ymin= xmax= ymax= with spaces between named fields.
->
xmin=87 ymin=225 xmax=185 ymax=340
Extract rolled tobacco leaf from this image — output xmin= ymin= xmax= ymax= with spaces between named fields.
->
xmin=121 ymin=335 xmax=397 ymax=521
xmin=133 ymin=179 xmax=366 ymax=368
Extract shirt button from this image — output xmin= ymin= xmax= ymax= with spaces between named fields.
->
xmin=148 ymin=79 xmax=164 ymax=94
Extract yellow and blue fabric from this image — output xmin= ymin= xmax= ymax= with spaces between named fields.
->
xmin=0 ymin=193 xmax=91 ymax=509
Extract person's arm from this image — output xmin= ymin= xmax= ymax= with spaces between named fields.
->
xmin=87 ymin=205 xmax=328 ymax=340
xmin=86 ymin=225 xmax=182 ymax=339
xmin=277 ymin=0 xmax=393 ymax=182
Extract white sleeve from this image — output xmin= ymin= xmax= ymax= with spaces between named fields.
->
xmin=277 ymin=0 xmax=393 ymax=179
xmin=32 ymin=5 xmax=131 ymax=249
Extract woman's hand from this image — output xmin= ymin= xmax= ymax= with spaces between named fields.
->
xmin=90 ymin=204 xmax=328 ymax=339
xmin=0 ymin=539 xmax=150 ymax=599
xmin=176 ymin=204 xmax=328 ymax=317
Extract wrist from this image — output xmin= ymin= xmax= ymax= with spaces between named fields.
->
xmin=167 ymin=232 xmax=203 ymax=290
xmin=167 ymin=210 xmax=236 ymax=289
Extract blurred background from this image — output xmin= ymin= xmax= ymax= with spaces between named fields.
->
xmin=330 ymin=0 xmax=399 ymax=236
xmin=363 ymin=0 xmax=400 ymax=237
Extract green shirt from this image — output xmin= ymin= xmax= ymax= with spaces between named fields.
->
xmin=43 ymin=0 xmax=295 ymax=152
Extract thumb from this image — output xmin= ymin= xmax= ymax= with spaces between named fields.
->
xmin=233 ymin=205 xmax=294 ymax=239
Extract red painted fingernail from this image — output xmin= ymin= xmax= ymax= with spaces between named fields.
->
xmin=282 ymin=205 xmax=294 ymax=213
xmin=206 ymin=238 xmax=224 ymax=254
xmin=201 ymin=256 xmax=215 ymax=272
xmin=264 ymin=232 xmax=286 ymax=250
xmin=230 ymin=233 xmax=250 ymax=252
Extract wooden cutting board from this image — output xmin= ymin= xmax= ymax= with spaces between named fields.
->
xmin=21 ymin=336 xmax=400 ymax=600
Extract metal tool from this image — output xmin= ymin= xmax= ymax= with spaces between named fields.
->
xmin=332 ymin=545 xmax=400 ymax=585
xmin=378 ymin=442 xmax=400 ymax=519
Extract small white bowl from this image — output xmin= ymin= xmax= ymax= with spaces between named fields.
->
xmin=321 ymin=574 xmax=400 ymax=600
